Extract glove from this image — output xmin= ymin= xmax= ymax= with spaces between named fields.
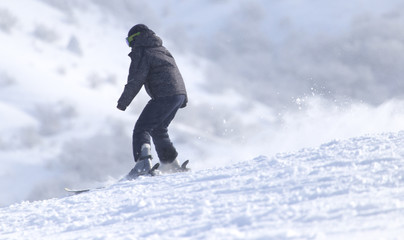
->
xmin=117 ymin=103 xmax=127 ymax=111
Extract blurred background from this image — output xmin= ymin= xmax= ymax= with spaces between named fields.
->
xmin=1 ymin=0 xmax=404 ymax=206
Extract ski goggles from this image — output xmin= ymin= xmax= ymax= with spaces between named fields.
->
xmin=126 ymin=32 xmax=141 ymax=47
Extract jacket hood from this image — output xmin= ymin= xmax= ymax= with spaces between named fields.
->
xmin=128 ymin=24 xmax=162 ymax=48
xmin=133 ymin=30 xmax=163 ymax=48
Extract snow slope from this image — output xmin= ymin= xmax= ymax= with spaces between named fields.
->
xmin=1 ymin=132 xmax=404 ymax=239
xmin=1 ymin=0 xmax=404 ymax=214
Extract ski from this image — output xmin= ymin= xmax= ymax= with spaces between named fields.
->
xmin=64 ymin=161 xmax=190 ymax=195
xmin=65 ymin=163 xmax=161 ymax=195
xmin=64 ymin=187 xmax=101 ymax=194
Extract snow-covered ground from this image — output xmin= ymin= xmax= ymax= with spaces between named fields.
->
xmin=1 ymin=0 xmax=404 ymax=238
xmin=1 ymin=132 xmax=404 ymax=239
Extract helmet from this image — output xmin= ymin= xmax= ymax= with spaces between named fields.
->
xmin=126 ymin=24 xmax=149 ymax=47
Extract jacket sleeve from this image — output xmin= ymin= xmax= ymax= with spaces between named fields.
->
xmin=117 ymin=49 xmax=150 ymax=109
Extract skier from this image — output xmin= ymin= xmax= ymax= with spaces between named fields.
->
xmin=117 ymin=24 xmax=188 ymax=179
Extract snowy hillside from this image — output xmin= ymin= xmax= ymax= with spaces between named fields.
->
xmin=1 ymin=132 xmax=404 ymax=239
xmin=1 ymin=0 xmax=404 ymax=217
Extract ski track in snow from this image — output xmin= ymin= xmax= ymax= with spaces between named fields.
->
xmin=1 ymin=132 xmax=404 ymax=239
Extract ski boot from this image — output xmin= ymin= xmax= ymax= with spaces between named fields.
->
xmin=159 ymin=159 xmax=190 ymax=173
xmin=126 ymin=143 xmax=153 ymax=180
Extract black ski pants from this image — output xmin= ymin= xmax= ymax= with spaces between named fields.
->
xmin=132 ymin=94 xmax=185 ymax=163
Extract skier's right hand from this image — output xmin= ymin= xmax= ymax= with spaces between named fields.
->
xmin=117 ymin=104 xmax=126 ymax=111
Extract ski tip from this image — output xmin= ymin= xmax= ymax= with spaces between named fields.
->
xmin=181 ymin=160 xmax=190 ymax=171
xmin=152 ymin=162 xmax=160 ymax=170
xmin=149 ymin=163 xmax=160 ymax=176
xmin=181 ymin=160 xmax=189 ymax=168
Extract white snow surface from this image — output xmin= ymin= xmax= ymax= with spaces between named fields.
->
xmin=2 ymin=132 xmax=404 ymax=239
xmin=1 ymin=0 xmax=404 ymax=238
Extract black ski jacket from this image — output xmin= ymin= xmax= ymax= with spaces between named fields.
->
xmin=117 ymin=30 xmax=187 ymax=110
